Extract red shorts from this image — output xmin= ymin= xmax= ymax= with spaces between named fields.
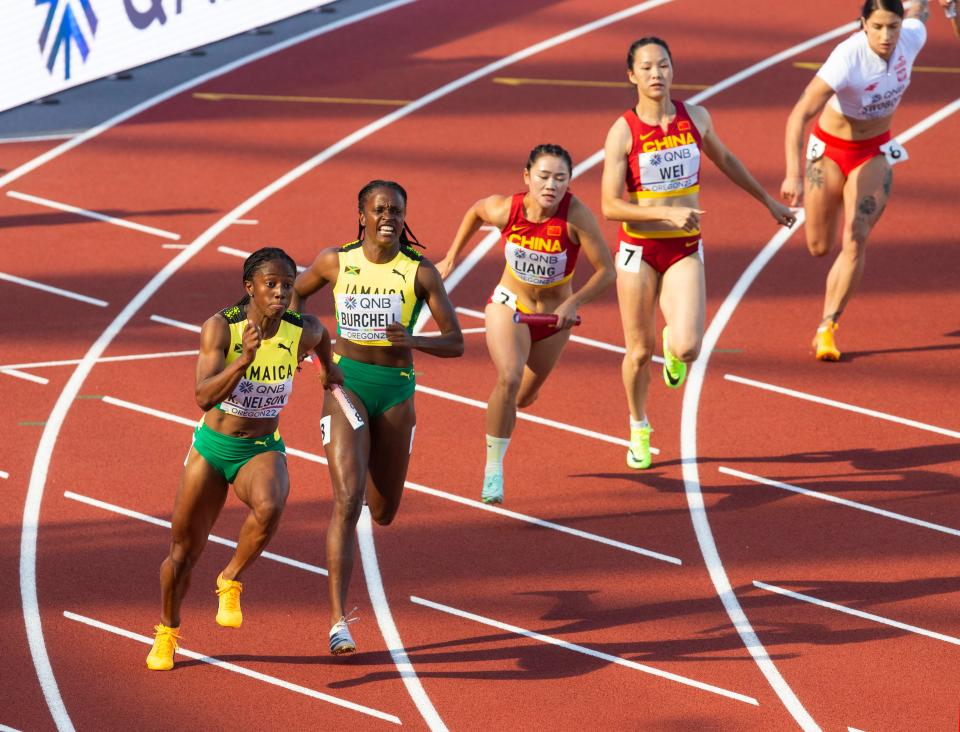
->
xmin=616 ymin=231 xmax=701 ymax=276
xmin=488 ymin=284 xmax=561 ymax=343
xmin=809 ymin=123 xmax=890 ymax=178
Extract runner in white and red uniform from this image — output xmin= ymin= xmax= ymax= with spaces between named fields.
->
xmin=782 ymin=0 xmax=944 ymax=361
xmin=602 ymin=36 xmax=794 ymax=471
xmin=438 ymin=144 xmax=615 ymax=505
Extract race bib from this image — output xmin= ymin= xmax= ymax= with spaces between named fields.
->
xmin=491 ymin=284 xmax=518 ymax=310
xmin=616 ymin=242 xmax=643 ymax=273
xmin=637 ymin=142 xmax=700 ymax=193
xmin=336 ymin=292 xmax=403 ymax=343
xmin=505 ymin=241 xmax=567 ymax=286
xmin=879 ymin=139 xmax=909 ymax=167
xmin=806 ymin=134 xmax=825 ymax=162
xmin=320 ymin=415 xmax=332 ymax=446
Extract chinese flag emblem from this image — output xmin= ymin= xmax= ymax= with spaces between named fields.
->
xmin=678 ymin=120 xmax=691 ymax=132
xmin=546 ymin=225 xmax=562 ymax=237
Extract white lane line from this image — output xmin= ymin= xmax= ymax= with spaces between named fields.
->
xmin=453 ymin=306 xmax=661 ymax=361
xmin=414 ymin=383 xmax=660 ymax=454
xmin=677 ymin=92 xmax=960 ymax=732
xmin=418 ymin=327 xmax=487 ymax=336
xmin=359 ymin=509 xmax=447 ymax=731
xmin=234 ymin=219 xmax=259 ymax=225
xmin=0 ymin=471 xmax=9 ymax=480
xmin=218 ymin=245 xmax=306 ymax=272
xmin=0 ymin=723 xmax=23 ymax=732
xmin=100 ymin=395 xmax=676 ymax=561
xmin=64 ymin=490 xmax=328 ymax=575
xmin=719 ymin=466 xmax=960 ymax=538
xmin=752 ymin=581 xmax=960 ymax=647
xmin=410 ymin=596 xmax=755 ymax=705
xmin=162 ymin=244 xmax=188 ymax=250
xmin=1 ymin=369 xmax=49 ymax=385
xmin=1 ymin=350 xmax=197 ymax=371
xmin=150 ymin=314 xmax=201 ymax=333
xmin=6 ymin=191 xmax=181 ymax=241
xmin=63 ymin=611 xmax=400 ymax=723
xmin=15 ymin=4 xmax=422 ymax=731
xmin=0 ymin=132 xmax=74 ymax=144
xmin=405 ymin=480 xmax=680 ymax=564
xmin=0 ymin=271 xmax=107 ymax=307
xmin=102 ymin=395 xmax=196 ymax=427
xmin=725 ymin=374 xmax=960 ymax=440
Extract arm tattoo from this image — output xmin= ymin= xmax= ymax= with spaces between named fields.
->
xmin=805 ymin=160 xmax=824 ymax=189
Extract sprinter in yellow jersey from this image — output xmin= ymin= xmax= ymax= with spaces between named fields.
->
xmin=146 ymin=248 xmax=341 ymax=671
xmin=294 ymin=180 xmax=463 ymax=655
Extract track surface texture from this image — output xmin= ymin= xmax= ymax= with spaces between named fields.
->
xmin=2 ymin=1 xmax=958 ymax=730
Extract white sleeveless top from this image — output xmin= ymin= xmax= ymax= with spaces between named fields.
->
xmin=816 ymin=18 xmax=926 ymax=121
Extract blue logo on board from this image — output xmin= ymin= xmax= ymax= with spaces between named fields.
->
xmin=36 ymin=0 xmax=99 ymax=80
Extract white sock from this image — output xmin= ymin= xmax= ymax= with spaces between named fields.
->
xmin=629 ymin=416 xmax=649 ymax=432
xmin=484 ymin=435 xmax=510 ymax=474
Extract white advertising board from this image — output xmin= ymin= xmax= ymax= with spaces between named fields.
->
xmin=1 ymin=1 xmax=333 ymax=113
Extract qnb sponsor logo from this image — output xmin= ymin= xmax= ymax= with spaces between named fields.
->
xmin=36 ymin=0 xmax=99 ymax=80
xmin=650 ymin=148 xmax=692 ymax=167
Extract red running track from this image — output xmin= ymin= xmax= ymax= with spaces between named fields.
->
xmin=1 ymin=1 xmax=958 ymax=729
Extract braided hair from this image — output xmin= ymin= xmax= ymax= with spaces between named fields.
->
xmin=235 ymin=247 xmax=297 ymax=309
xmin=355 ymin=179 xmax=424 ymax=248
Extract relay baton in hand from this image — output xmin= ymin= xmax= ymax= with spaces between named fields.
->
xmin=512 ymin=312 xmax=581 ymax=327
xmin=307 ymin=354 xmax=364 ymax=430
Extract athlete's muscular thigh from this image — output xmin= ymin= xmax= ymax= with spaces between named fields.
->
xmin=233 ymin=451 xmax=289 ymax=511
xmin=803 ymin=155 xmax=845 ymax=256
xmin=843 ymin=156 xmax=891 ymax=245
xmin=324 ymin=387 xmax=371 ymax=502
xmin=366 ymin=398 xmax=414 ymax=524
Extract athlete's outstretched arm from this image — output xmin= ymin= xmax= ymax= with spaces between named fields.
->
xmin=552 ymin=197 xmax=616 ymax=329
xmin=690 ymin=104 xmax=795 ymax=227
xmin=781 ymin=77 xmax=835 ymax=206
xmin=437 ymin=195 xmax=511 ymax=279
xmin=385 ymin=261 xmax=464 ymax=357
xmin=292 ymin=248 xmax=339 ymax=312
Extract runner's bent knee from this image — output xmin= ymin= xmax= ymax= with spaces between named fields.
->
xmin=625 ymin=341 xmax=655 ymax=370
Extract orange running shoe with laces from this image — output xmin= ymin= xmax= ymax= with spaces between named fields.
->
xmin=215 ymin=573 xmax=243 ymax=628
xmin=812 ymin=321 xmax=840 ymax=361
xmin=146 ymin=624 xmax=181 ymax=671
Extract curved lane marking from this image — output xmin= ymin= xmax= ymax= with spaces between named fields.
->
xmin=679 ymin=96 xmax=960 ymax=732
